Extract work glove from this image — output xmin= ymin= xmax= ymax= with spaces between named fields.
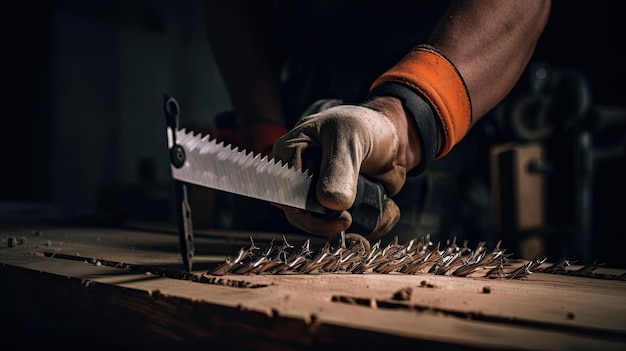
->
xmin=273 ymin=45 xmax=474 ymax=241
xmin=272 ymin=98 xmax=405 ymax=241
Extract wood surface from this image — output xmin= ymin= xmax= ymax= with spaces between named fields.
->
xmin=1 ymin=224 xmax=625 ymax=350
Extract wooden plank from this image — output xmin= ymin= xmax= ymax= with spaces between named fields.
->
xmin=1 ymin=225 xmax=626 ymax=350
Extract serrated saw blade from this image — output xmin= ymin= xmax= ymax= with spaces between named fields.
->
xmin=168 ymin=128 xmax=324 ymax=213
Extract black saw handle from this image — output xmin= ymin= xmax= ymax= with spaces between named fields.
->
xmin=349 ymin=175 xmax=387 ymax=235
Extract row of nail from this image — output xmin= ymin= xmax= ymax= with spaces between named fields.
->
xmin=209 ymin=235 xmax=557 ymax=279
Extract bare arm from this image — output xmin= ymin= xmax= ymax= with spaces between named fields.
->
xmin=369 ymin=0 xmax=551 ymax=172
xmin=429 ymin=0 xmax=552 ymax=124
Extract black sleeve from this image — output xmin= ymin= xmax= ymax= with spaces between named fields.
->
xmin=369 ymin=82 xmax=439 ymax=176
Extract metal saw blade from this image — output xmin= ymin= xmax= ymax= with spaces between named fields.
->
xmin=170 ymin=128 xmax=321 ymax=212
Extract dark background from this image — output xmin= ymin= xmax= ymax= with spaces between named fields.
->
xmin=2 ymin=0 xmax=625 ymax=267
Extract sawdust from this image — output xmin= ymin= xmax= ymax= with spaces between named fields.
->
xmin=391 ymin=287 xmax=413 ymax=301
xmin=420 ymin=280 xmax=436 ymax=288
xmin=39 ymin=251 xmax=270 ymax=289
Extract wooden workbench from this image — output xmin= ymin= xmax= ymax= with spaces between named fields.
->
xmin=1 ymin=223 xmax=625 ymax=350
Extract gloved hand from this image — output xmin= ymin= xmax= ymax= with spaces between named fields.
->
xmin=272 ymin=97 xmax=411 ymax=241
xmin=270 ymin=45 xmax=473 ymax=240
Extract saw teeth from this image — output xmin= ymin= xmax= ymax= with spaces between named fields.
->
xmin=173 ymin=128 xmax=314 ymax=210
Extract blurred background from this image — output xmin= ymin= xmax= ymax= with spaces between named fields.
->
xmin=2 ymin=0 xmax=625 ymax=267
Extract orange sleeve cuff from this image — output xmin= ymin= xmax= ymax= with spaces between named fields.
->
xmin=370 ymin=45 xmax=472 ymax=158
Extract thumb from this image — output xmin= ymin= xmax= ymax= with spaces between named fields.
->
xmin=315 ymin=120 xmax=365 ymax=212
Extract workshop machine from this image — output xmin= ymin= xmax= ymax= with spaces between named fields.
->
xmin=488 ymin=61 xmax=626 ymax=265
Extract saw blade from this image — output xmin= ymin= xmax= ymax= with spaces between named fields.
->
xmin=170 ymin=128 xmax=323 ymax=213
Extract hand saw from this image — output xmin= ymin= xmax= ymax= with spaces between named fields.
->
xmin=163 ymin=94 xmax=388 ymax=272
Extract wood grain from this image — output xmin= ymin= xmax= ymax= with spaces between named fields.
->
xmin=1 ymin=225 xmax=625 ymax=350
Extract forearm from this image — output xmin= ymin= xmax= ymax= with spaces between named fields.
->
xmin=369 ymin=0 xmax=550 ymax=173
xmin=202 ymin=0 xmax=285 ymax=125
xmin=429 ymin=0 xmax=551 ymax=122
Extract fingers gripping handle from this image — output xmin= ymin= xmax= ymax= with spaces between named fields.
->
xmin=350 ymin=176 xmax=386 ymax=234
xmin=311 ymin=176 xmax=385 ymax=235
xmin=304 ymin=151 xmax=386 ymax=236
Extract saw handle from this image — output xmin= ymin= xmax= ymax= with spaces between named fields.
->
xmin=348 ymin=175 xmax=386 ymax=235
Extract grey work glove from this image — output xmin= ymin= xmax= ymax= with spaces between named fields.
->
xmin=272 ymin=99 xmax=406 ymax=241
